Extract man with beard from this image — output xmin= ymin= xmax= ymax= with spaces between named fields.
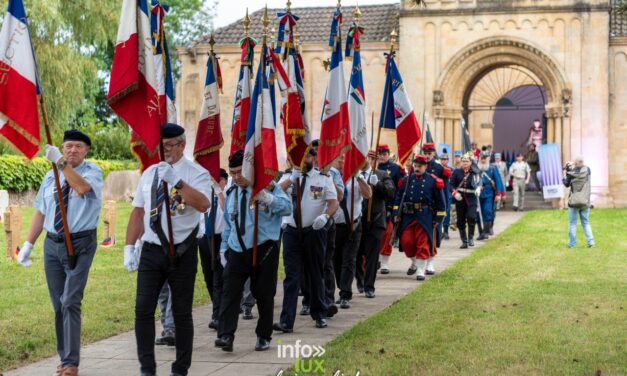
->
xmin=393 ymin=155 xmax=446 ymax=281
xmin=214 ymin=150 xmax=292 ymax=352
xmin=274 ymin=149 xmax=339 ymax=331
xmin=376 ymin=144 xmax=404 ymax=274
xmin=476 ymin=152 xmax=505 ymax=240
xmin=422 ymin=143 xmax=452 ymax=240
xmin=450 ymin=153 xmax=483 ymax=249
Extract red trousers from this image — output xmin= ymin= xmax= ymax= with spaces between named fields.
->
xmin=379 ymin=221 xmax=394 ymax=256
xmin=400 ymin=221 xmax=436 ymax=260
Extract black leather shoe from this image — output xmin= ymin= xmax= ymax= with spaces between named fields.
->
xmin=407 ymin=265 xmax=417 ymax=275
xmin=357 ymin=286 xmax=364 ymax=294
xmin=155 ymin=332 xmax=175 ymax=346
xmin=315 ymin=318 xmax=327 ymax=328
xmin=416 ymin=274 xmax=426 ymax=281
xmin=214 ymin=336 xmax=233 ymax=352
xmin=365 ymin=291 xmax=375 ymax=299
xmin=299 ymin=305 xmax=310 ymax=316
xmin=242 ymin=307 xmax=254 ymax=320
xmin=468 ymin=239 xmax=475 ymax=247
xmin=273 ymin=322 xmax=293 ymax=333
xmin=327 ymin=304 xmax=338 ymax=318
xmin=255 ymin=337 xmax=271 ymax=351
xmin=477 ymin=233 xmax=489 ymax=241
xmin=208 ymin=319 xmax=218 ymax=330
xmin=340 ymin=299 xmax=350 ymax=309
xmin=426 ymin=270 xmax=436 ymax=276
xmin=460 ymin=242 xmax=469 ymax=249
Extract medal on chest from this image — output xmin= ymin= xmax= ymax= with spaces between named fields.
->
xmin=169 ymin=188 xmax=186 ymax=215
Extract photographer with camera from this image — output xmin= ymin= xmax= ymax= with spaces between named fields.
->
xmin=563 ymin=157 xmax=595 ymax=248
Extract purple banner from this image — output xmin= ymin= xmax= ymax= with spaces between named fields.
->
xmin=538 ymin=143 xmax=564 ymax=199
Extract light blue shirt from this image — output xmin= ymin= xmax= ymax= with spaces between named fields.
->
xmin=34 ymin=161 xmax=103 ymax=234
xmin=329 ymin=167 xmax=344 ymax=191
xmin=220 ymin=183 xmax=292 ymax=252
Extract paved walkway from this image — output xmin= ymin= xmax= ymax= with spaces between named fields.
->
xmin=5 ymin=212 xmax=522 ymax=376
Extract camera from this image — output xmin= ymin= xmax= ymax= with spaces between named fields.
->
xmin=563 ymin=162 xmax=573 ymax=171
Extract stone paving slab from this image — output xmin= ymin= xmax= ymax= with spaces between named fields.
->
xmin=3 ymin=212 xmax=522 ymax=376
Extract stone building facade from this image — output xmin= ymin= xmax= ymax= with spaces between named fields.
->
xmin=177 ymin=0 xmax=627 ymax=207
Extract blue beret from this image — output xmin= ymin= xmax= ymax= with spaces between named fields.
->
xmin=63 ymin=129 xmax=91 ymax=146
xmin=454 ymin=150 xmax=462 ymax=156
xmin=161 ymin=123 xmax=185 ymax=139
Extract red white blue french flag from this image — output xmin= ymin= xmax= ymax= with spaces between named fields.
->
xmin=0 ymin=0 xmax=40 ymax=159
xmin=108 ymin=0 xmax=161 ymax=152
xmin=242 ymin=44 xmax=279 ymax=201
xmin=194 ymin=50 xmax=224 ymax=183
xmin=318 ymin=6 xmax=351 ymax=172
xmin=380 ymin=52 xmax=421 ymax=165
xmin=342 ymin=20 xmax=368 ymax=183
xmin=230 ymin=37 xmax=255 ymax=155
xmin=151 ymin=0 xmax=177 ymax=125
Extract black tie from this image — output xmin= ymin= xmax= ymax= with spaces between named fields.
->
xmin=240 ymin=188 xmax=247 ymax=235
xmin=54 ymin=181 xmax=70 ymax=233
xmin=300 ymin=173 xmax=308 ymax=196
xmin=150 ymin=172 xmax=165 ymax=233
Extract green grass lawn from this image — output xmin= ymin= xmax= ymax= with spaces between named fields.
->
xmin=290 ymin=209 xmax=627 ymax=376
xmin=0 ymin=203 xmax=215 ymax=371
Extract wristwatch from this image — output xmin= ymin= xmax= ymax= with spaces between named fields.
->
xmin=174 ymin=179 xmax=184 ymax=190
xmin=57 ymin=158 xmax=68 ymax=171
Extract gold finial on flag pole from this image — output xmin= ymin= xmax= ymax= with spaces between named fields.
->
xmin=390 ymin=28 xmax=398 ymax=52
xmin=209 ymin=33 xmax=215 ymax=53
xmin=244 ymin=8 xmax=251 ymax=37
xmin=287 ymin=0 xmax=292 ymax=12
xmin=354 ymin=4 xmax=361 ymax=22
xmin=262 ymin=5 xmax=270 ymax=41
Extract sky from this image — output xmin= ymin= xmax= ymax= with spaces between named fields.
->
xmin=213 ymin=0 xmax=399 ymax=28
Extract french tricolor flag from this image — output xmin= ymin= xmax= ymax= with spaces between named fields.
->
xmin=230 ymin=37 xmax=255 ymax=155
xmin=194 ymin=51 xmax=224 ymax=183
xmin=108 ymin=0 xmax=161 ymax=152
xmin=0 ymin=0 xmax=40 ymax=159
xmin=318 ymin=6 xmax=351 ymax=172
xmin=242 ymin=44 xmax=279 ymax=201
xmin=342 ymin=20 xmax=368 ymax=183
xmin=380 ymin=52 xmax=421 ymax=165
xmin=151 ymin=0 xmax=177 ymax=125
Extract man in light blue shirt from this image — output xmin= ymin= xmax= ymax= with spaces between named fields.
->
xmin=17 ymin=130 xmax=102 ymax=376
xmin=215 ymin=150 xmax=292 ymax=352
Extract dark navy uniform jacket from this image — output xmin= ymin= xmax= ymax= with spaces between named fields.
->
xmin=450 ymin=168 xmax=482 ymax=205
xmin=378 ymin=160 xmax=404 ymax=221
xmin=392 ymin=172 xmax=446 ymax=248
xmin=427 ymin=159 xmax=452 ymax=194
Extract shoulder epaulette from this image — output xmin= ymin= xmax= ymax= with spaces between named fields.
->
xmin=226 ymin=185 xmax=237 ymax=196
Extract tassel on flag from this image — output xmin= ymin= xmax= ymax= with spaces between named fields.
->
xmin=0 ymin=0 xmax=40 ymax=159
xmin=379 ymin=50 xmax=421 ymax=165
xmin=342 ymin=10 xmax=368 ymax=183
xmin=108 ymin=0 xmax=161 ymax=153
xmin=194 ymin=41 xmax=224 ymax=183
xmin=318 ymin=4 xmax=351 ymax=171
xmin=131 ymin=130 xmax=160 ymax=172
xmin=242 ymin=41 xmax=279 ymax=201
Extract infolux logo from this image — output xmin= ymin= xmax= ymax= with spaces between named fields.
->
xmin=277 ymin=339 xmax=326 ymax=374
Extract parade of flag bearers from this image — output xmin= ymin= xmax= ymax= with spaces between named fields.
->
xmin=3 ymin=0 xmax=620 ymax=375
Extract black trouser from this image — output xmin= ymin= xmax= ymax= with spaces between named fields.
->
xmin=218 ymin=241 xmax=279 ymax=341
xmin=334 ymin=221 xmax=362 ymax=300
xmin=303 ymin=223 xmax=336 ymax=308
xmin=356 ymin=223 xmax=385 ymax=293
xmin=280 ymin=226 xmax=328 ymax=327
xmin=455 ymin=200 xmax=477 ymax=229
xmin=135 ymin=241 xmax=198 ymax=376
xmin=198 ymin=233 xmax=223 ymax=321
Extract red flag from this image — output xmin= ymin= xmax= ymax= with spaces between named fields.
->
xmin=194 ymin=52 xmax=223 ymax=182
xmin=0 ymin=0 xmax=40 ymax=159
xmin=107 ymin=0 xmax=161 ymax=152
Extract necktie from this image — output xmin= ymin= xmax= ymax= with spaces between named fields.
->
xmin=208 ymin=195 xmax=218 ymax=237
xmin=300 ymin=173 xmax=308 ymax=197
xmin=240 ymin=188 xmax=247 ymax=234
xmin=150 ymin=172 xmax=165 ymax=233
xmin=54 ymin=181 xmax=70 ymax=233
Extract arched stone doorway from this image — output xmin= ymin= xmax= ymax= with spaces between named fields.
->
xmin=432 ymin=36 xmax=571 ymax=161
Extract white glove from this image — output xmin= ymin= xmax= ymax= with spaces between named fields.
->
xmin=475 ymin=187 xmax=482 ymax=197
xmin=257 ymin=190 xmax=274 ymax=206
xmin=289 ymin=168 xmax=302 ymax=184
xmin=368 ymin=174 xmax=379 ymax=186
xmin=220 ymin=249 xmax=227 ymax=267
xmin=156 ymin=162 xmax=181 ymax=187
xmin=45 ymin=145 xmax=63 ymax=164
xmin=312 ymin=214 xmax=329 ymax=230
xmin=17 ymin=241 xmax=33 ymax=267
xmin=123 ymin=244 xmax=138 ymax=272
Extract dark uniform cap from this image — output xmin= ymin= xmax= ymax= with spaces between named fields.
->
xmin=161 ymin=123 xmax=185 ymax=139
xmin=413 ymin=155 xmax=428 ymax=164
xmin=311 ymin=139 xmax=319 ymax=148
xmin=228 ymin=150 xmax=244 ymax=168
xmin=63 ymin=129 xmax=91 ymax=147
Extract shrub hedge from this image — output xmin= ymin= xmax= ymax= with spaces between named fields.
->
xmin=0 ymin=156 xmax=137 ymax=192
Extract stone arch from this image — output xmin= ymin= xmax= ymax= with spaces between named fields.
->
xmin=432 ymin=36 xmax=571 ymax=156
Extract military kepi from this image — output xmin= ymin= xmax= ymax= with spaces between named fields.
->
xmin=161 ymin=123 xmax=185 ymax=139
xmin=413 ymin=155 xmax=428 ymax=164
xmin=63 ymin=129 xmax=91 ymax=147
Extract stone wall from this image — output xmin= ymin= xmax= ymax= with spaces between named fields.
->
xmin=609 ymin=37 xmax=627 ymax=207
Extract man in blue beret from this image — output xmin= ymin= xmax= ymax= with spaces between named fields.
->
xmin=18 ymin=129 xmax=103 ymax=376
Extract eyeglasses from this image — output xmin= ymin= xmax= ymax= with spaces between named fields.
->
xmin=163 ymin=141 xmax=183 ymax=150
xmin=230 ymin=169 xmax=243 ymax=177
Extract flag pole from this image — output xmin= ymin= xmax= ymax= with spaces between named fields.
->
xmin=208 ymin=35 xmax=217 ymax=272
xmin=154 ymin=7 xmax=177 ymax=262
xmin=367 ymin=28 xmax=397 ymax=222
xmin=253 ymin=6 xmax=271 ymax=268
